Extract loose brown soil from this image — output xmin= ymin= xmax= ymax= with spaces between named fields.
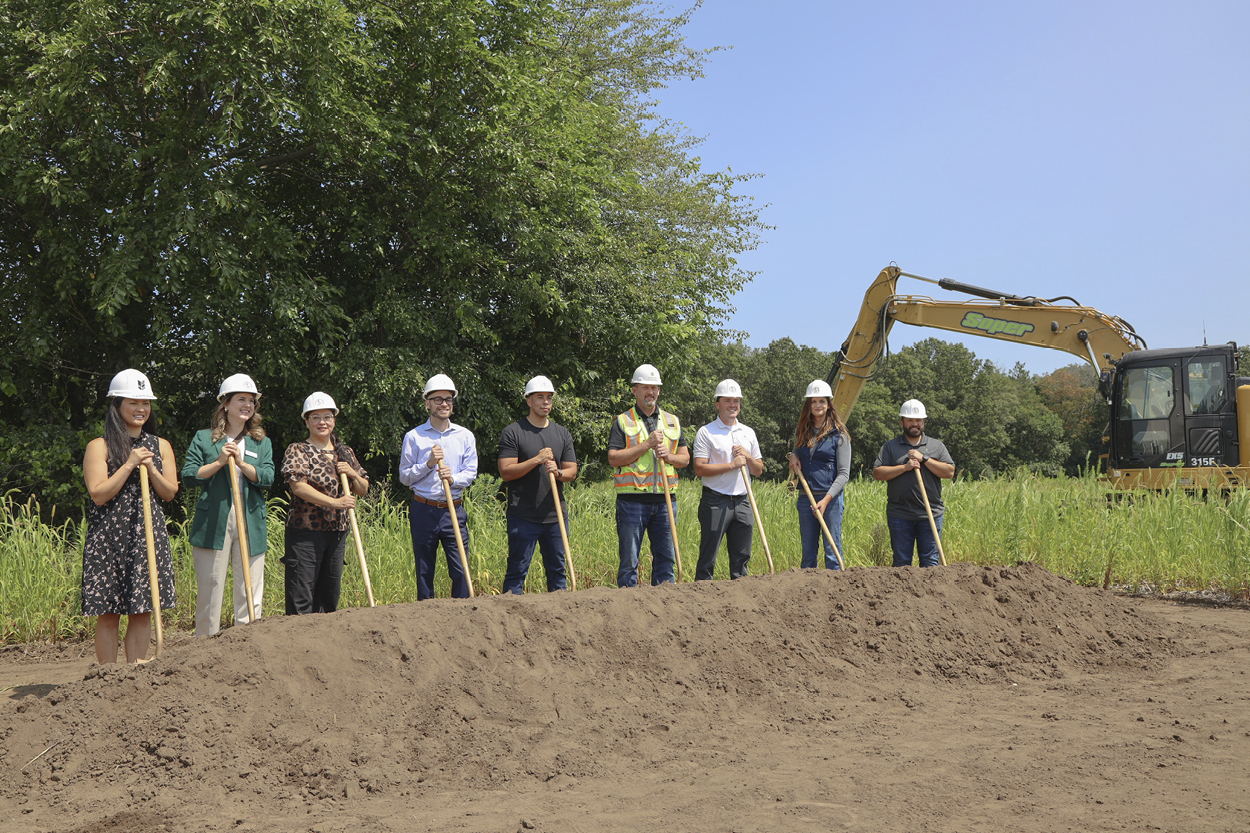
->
xmin=3 ymin=563 xmax=1248 ymax=832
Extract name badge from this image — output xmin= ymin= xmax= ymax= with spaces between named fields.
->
xmin=245 ymin=450 xmax=258 ymax=458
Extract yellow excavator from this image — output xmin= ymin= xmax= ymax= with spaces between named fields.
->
xmin=828 ymin=265 xmax=1250 ymax=490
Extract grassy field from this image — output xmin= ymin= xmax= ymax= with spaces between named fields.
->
xmin=3 ymin=470 xmax=1249 ymax=643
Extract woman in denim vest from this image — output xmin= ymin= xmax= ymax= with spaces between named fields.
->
xmin=788 ymin=380 xmax=851 ymax=569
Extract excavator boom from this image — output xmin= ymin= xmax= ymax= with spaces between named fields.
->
xmin=828 ymin=265 xmax=1146 ymax=419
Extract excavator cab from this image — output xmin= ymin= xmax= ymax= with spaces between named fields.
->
xmin=1109 ymin=343 xmax=1240 ymax=473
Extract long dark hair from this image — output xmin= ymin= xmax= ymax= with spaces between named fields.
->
xmin=210 ymin=394 xmax=266 ymax=443
xmin=794 ymin=397 xmax=849 ymax=449
xmin=104 ymin=398 xmax=155 ymax=470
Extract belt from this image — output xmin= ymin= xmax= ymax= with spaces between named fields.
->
xmin=412 ymin=494 xmax=462 ymax=509
xmin=702 ymin=486 xmax=748 ymax=501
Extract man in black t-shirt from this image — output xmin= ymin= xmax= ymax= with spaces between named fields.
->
xmin=498 ymin=376 xmax=579 ymax=594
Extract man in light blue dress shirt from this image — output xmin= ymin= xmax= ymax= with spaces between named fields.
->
xmin=399 ymin=374 xmax=478 ymax=599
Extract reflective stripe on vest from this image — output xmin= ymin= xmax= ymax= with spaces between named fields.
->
xmin=614 ymin=407 xmax=681 ymax=492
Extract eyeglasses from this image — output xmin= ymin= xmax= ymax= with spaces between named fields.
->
xmin=426 ymin=396 xmax=454 ymax=405
xmin=308 ymin=415 xmax=336 ymax=424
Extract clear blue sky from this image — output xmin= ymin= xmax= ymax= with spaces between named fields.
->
xmin=654 ymin=0 xmax=1249 ymax=375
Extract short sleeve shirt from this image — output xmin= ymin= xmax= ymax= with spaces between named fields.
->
xmin=872 ymin=434 xmax=954 ymax=521
xmin=692 ymin=418 xmax=762 ymax=496
xmin=498 ymin=419 xmax=577 ymax=524
xmin=607 ymin=407 xmax=688 ymax=504
xmin=282 ymin=441 xmax=366 ymax=531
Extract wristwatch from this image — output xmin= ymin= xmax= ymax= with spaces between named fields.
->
xmin=921 ymin=454 xmax=930 ymax=465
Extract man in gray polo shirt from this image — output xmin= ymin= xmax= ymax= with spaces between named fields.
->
xmin=871 ymin=399 xmax=956 ymax=567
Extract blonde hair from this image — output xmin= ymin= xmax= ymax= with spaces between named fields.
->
xmin=210 ymin=393 xmax=266 ymax=443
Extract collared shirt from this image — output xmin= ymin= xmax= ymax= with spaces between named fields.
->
xmin=692 ymin=417 xmax=762 ymax=496
xmin=872 ymin=433 xmax=954 ymax=521
xmin=399 ymin=420 xmax=478 ymax=501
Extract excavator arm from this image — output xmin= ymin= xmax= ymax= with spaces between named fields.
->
xmin=828 ymin=265 xmax=1148 ymax=419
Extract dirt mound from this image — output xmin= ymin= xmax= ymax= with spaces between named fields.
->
xmin=2 ymin=564 xmax=1223 ymax=832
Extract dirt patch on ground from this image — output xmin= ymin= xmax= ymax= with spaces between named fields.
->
xmin=3 ymin=563 xmax=1248 ymax=832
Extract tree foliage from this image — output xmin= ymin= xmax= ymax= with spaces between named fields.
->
xmin=0 ymin=0 xmax=765 ymax=510
xmin=1035 ymin=363 xmax=1106 ymax=475
xmin=845 ymin=339 xmax=1069 ymax=478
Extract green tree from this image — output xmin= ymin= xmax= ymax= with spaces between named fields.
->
xmin=0 ymin=0 xmax=764 ymax=511
xmin=1036 ymin=363 xmax=1106 ymax=474
xmin=845 ymin=339 xmax=1068 ymax=478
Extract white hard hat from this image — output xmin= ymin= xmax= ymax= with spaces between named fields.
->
xmin=301 ymin=392 xmax=339 ymax=418
xmin=218 ymin=373 xmax=260 ymax=401
xmin=899 ymin=399 xmax=927 ymax=419
xmin=631 ymin=364 xmax=662 ymax=386
xmin=423 ymin=373 xmax=458 ymax=398
xmin=524 ymin=375 xmax=555 ymax=396
xmin=805 ymin=379 xmax=833 ymax=399
xmin=106 ymin=369 xmax=157 ymax=400
xmin=714 ymin=378 xmax=742 ymax=399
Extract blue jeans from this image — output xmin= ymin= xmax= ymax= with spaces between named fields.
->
xmin=798 ymin=493 xmax=844 ymax=570
xmin=888 ymin=515 xmax=943 ymax=567
xmin=616 ymin=499 xmax=676 ymax=587
xmin=409 ymin=500 xmax=471 ymax=600
xmin=502 ymin=516 xmax=568 ymax=594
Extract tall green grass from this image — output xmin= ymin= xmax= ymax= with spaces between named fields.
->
xmin=3 ymin=470 xmax=1249 ymax=643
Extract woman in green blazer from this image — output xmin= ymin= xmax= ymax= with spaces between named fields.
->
xmin=181 ymin=374 xmax=274 ymax=635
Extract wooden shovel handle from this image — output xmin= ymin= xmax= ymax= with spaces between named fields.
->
xmin=740 ymin=466 xmax=775 ymax=575
xmin=341 ymin=473 xmax=375 ymax=607
xmin=227 ymin=457 xmax=257 ymax=622
xmin=658 ymin=453 xmax=684 ymax=582
xmin=138 ymin=465 xmax=163 ymax=658
xmin=441 ymin=477 xmax=474 ymax=597
xmin=549 ymin=470 xmax=577 ymax=591
xmin=915 ymin=466 xmax=948 ymax=566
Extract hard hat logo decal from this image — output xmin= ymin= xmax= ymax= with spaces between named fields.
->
xmin=960 ymin=312 xmax=1035 ymax=337
xmin=137 ymin=380 xmax=146 ymax=390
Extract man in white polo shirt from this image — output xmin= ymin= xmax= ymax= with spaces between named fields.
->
xmin=692 ymin=379 xmax=764 ymax=580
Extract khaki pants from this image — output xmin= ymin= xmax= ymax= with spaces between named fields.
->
xmin=193 ymin=508 xmax=264 ymax=635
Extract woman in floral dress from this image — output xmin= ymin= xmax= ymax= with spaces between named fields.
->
xmin=82 ymin=369 xmax=179 ymax=663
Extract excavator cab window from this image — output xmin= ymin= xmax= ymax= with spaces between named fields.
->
xmin=1119 ymin=366 xmax=1173 ymax=421
xmin=1116 ymin=366 xmax=1175 ymax=462
xmin=1185 ymin=358 xmax=1227 ymax=415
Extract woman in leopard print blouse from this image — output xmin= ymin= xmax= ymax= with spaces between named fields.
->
xmin=280 ymin=392 xmax=369 ymax=614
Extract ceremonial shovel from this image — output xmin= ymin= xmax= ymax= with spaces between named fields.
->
xmin=138 ymin=465 xmax=164 ymax=658
xmin=227 ymin=457 xmax=258 ymax=622
xmin=341 ymin=473 xmax=376 ymax=606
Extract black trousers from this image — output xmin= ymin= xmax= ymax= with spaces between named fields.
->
xmin=696 ymin=488 xmax=754 ymax=580
xmin=283 ymin=527 xmax=347 ymax=614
